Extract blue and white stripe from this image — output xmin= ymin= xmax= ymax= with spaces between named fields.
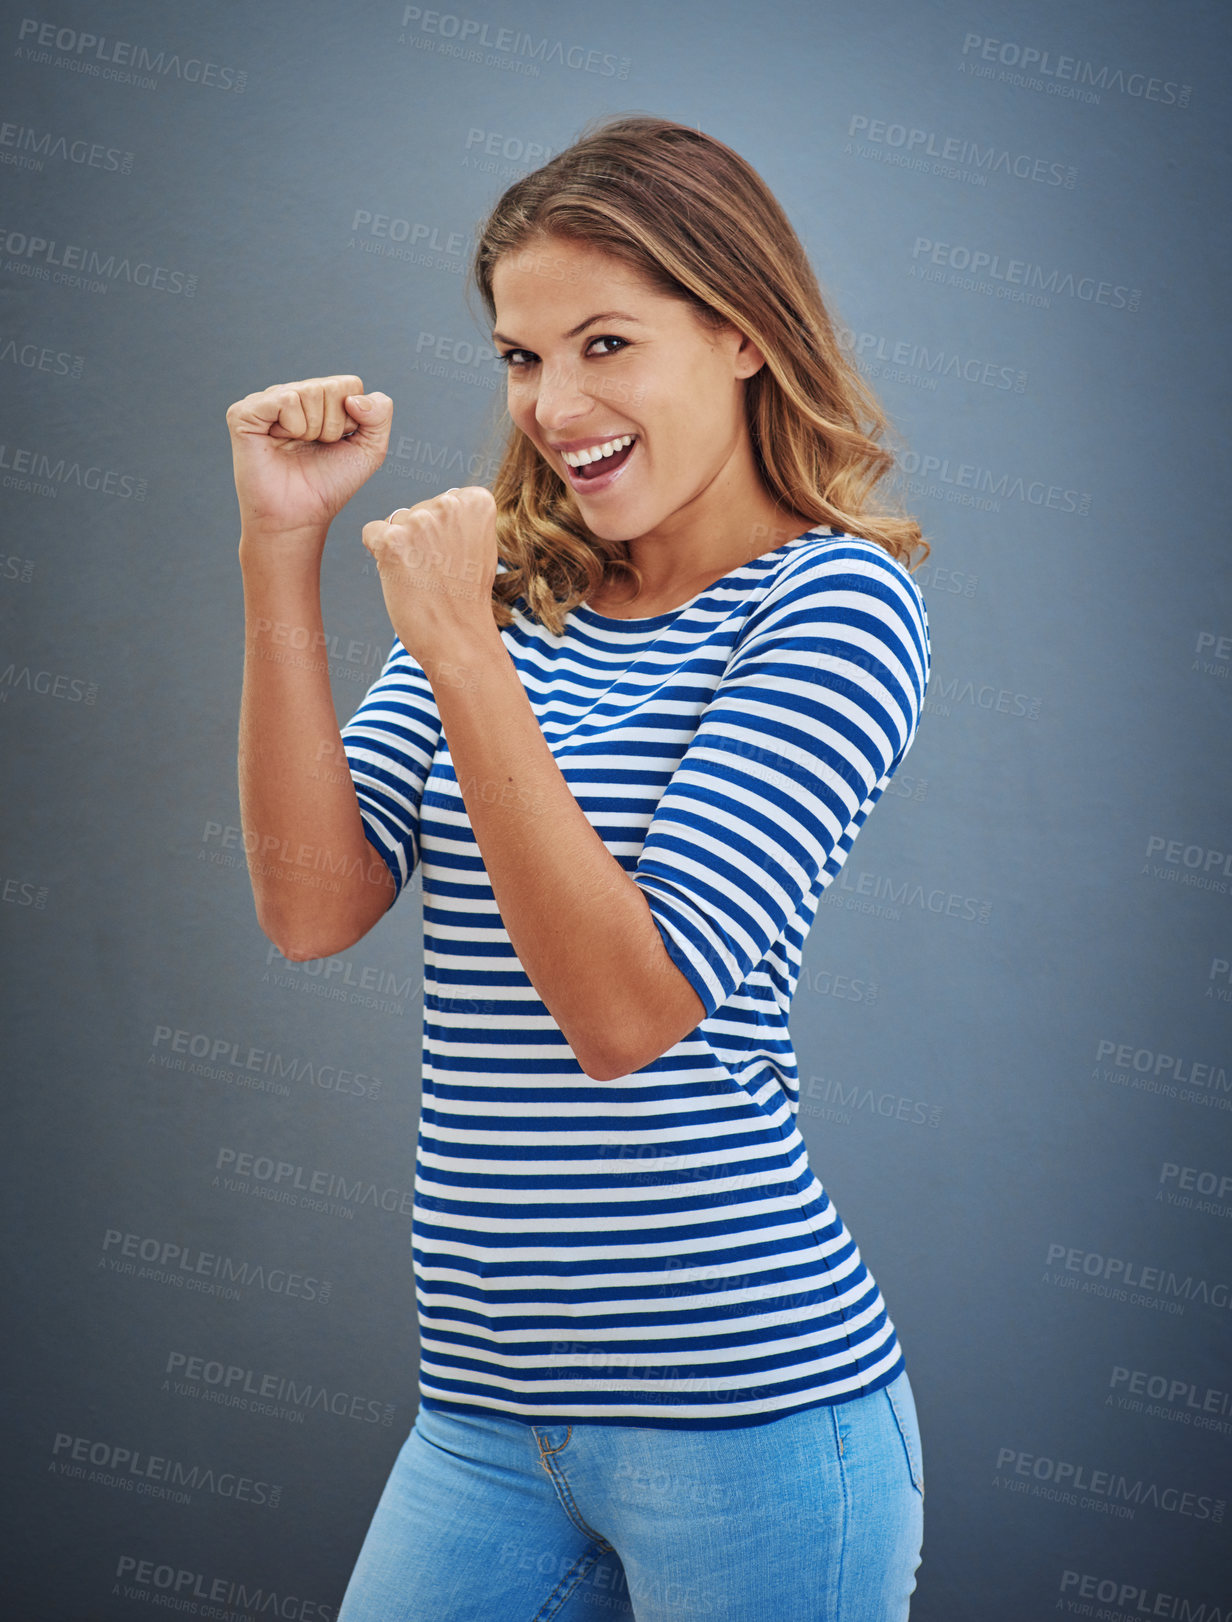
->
xmin=341 ymin=529 xmax=930 ymax=1429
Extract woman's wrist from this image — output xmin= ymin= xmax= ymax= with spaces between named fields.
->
xmin=238 ymin=524 xmax=331 ymax=576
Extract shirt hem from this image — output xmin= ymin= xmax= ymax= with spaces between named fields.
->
xmin=415 ymin=1349 xmax=906 ymax=1432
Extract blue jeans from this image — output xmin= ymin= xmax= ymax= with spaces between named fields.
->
xmin=337 ymin=1371 xmax=924 ymax=1621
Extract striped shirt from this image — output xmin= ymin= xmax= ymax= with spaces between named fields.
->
xmin=341 ymin=528 xmax=931 ymax=1429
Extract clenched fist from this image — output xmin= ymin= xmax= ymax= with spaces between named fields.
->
xmin=226 ymin=374 xmax=393 ymax=545
xmin=362 ymin=486 xmax=500 ymax=666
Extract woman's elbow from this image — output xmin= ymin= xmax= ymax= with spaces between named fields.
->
xmin=253 ymin=896 xmax=378 ymax=964
xmin=575 ymin=1001 xmax=705 ymax=1081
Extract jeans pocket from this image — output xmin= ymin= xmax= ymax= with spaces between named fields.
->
xmin=884 ymin=1374 xmax=925 ymax=1498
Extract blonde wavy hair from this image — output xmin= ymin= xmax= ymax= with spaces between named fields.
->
xmin=468 ymin=112 xmax=929 ymax=636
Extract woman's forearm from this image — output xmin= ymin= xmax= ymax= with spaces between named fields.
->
xmin=237 ymin=533 xmax=395 ymax=959
xmin=431 ymin=623 xmax=705 ymax=1081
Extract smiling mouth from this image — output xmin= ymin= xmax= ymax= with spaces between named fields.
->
xmin=564 ymin=436 xmax=638 ymax=482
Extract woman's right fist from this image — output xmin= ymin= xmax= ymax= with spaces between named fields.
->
xmin=226 ymin=374 xmax=394 ymax=544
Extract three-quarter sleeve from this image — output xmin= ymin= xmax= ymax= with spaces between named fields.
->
xmin=340 ymin=638 xmax=443 ymax=900
xmin=633 ymin=542 xmax=930 ymax=1021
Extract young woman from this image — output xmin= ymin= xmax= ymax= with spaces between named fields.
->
xmin=228 ymin=114 xmax=930 ymax=1621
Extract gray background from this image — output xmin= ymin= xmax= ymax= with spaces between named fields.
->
xmin=2 ymin=1 xmax=1230 ymax=1616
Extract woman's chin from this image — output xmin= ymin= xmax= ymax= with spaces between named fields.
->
xmin=566 ymin=498 xmax=644 ymax=546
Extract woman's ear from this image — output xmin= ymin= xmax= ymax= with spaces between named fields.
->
xmin=730 ymin=328 xmax=767 ymax=381
xmin=697 ymin=308 xmax=766 ymax=380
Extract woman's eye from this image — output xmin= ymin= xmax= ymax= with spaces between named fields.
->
xmin=496 ymin=336 xmax=627 ymax=370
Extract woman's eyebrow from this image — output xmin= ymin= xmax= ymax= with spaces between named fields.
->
xmin=492 ymin=310 xmax=645 ymax=345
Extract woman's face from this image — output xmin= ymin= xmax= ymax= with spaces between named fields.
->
xmin=490 ymin=233 xmax=767 ymax=546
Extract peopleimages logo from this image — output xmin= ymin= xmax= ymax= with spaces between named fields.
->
xmin=0 ymin=118 xmax=133 ymax=172
xmin=1209 ymin=958 xmax=1232 ymax=1007
xmin=214 ymin=1147 xmax=414 ymax=1216
xmin=1110 ymin=1365 xmax=1232 ymax=1421
xmin=846 ymin=114 xmax=1076 ymax=187
xmin=1059 ymin=1570 xmax=1227 ymax=1620
xmin=960 ymin=32 xmax=1192 ymax=108
xmin=837 ymin=325 xmax=1026 ymax=394
xmin=114 ymin=1557 xmax=333 ymax=1620
xmin=1193 ymin=629 xmax=1232 ymax=681
xmin=825 ymin=864 xmax=993 ymax=925
xmin=263 ymin=943 xmax=414 ymax=1018
xmin=2 ymin=876 xmax=48 ymax=908
xmin=462 ymin=125 xmax=553 ymax=169
xmin=51 ymin=1433 xmax=280 ymax=1509
xmin=0 ymin=224 xmax=196 ymax=295
xmin=1143 ymin=833 xmax=1232 ymax=895
xmin=802 ymin=1073 xmax=942 ymax=1128
xmin=0 ymin=336 xmax=84 ymax=377
xmin=398 ymin=7 xmax=631 ymax=79
xmin=0 ymin=663 xmax=97 ymax=702
xmin=1158 ymin=1162 xmax=1232 ymax=1220
xmin=924 ymin=675 xmax=1041 ymax=722
xmin=899 ymin=449 xmax=1089 ymax=515
xmin=100 ymin=1227 xmax=331 ymax=1304
xmin=1094 ymin=1038 xmax=1229 ymax=1105
xmin=150 ymin=1023 xmax=383 ymax=1100
xmin=15 ymin=19 xmax=247 ymax=91
xmin=1044 ymin=1241 xmax=1232 ymax=1312
xmin=1096 ymin=1040 xmax=1227 ymax=1090
xmin=164 ymin=1351 xmax=395 ymax=1427
xmin=0 ymin=440 xmax=146 ymax=498
xmin=909 ymin=237 xmax=1139 ymax=311
xmin=994 ymin=1446 xmax=1224 ymax=1522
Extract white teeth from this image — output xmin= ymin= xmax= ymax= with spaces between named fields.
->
xmin=561 ymin=434 xmax=634 ymax=468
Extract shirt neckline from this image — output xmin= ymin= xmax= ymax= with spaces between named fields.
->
xmin=571 ymin=529 xmax=829 ymax=629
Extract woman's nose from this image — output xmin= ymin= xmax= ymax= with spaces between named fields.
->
xmin=533 ymin=358 xmax=593 ymax=431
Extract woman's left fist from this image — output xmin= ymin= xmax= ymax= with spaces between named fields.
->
xmin=362 ymin=485 xmax=498 ymax=660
